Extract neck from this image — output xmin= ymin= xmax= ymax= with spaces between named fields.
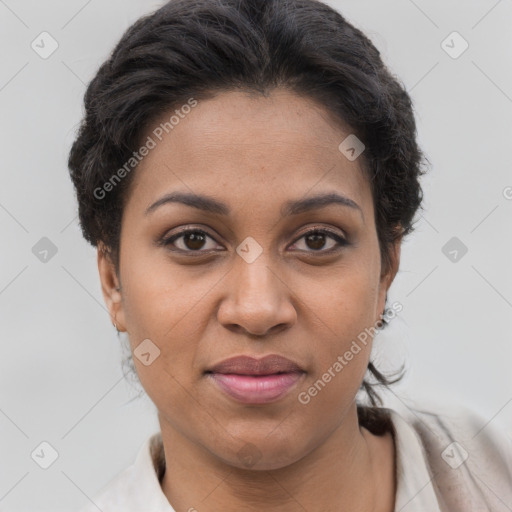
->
xmin=158 ymin=403 xmax=396 ymax=512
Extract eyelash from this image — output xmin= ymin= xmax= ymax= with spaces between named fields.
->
xmin=158 ymin=227 xmax=349 ymax=255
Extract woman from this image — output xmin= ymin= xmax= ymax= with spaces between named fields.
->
xmin=68 ymin=0 xmax=512 ymax=510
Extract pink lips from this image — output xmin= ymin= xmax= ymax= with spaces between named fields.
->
xmin=205 ymin=354 xmax=306 ymax=404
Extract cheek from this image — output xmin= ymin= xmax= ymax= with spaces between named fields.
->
xmin=121 ymin=244 xmax=208 ymax=338
xmin=295 ymin=286 xmax=374 ymax=420
xmin=124 ymin=285 xmax=206 ymax=419
xmin=120 ymin=252 xmax=219 ymax=392
xmin=304 ymin=259 xmax=380 ymax=345
xmin=294 ymin=260 xmax=379 ymax=399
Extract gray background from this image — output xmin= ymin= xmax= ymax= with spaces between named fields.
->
xmin=1 ymin=0 xmax=511 ymax=510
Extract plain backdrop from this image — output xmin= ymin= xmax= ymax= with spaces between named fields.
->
xmin=1 ymin=0 xmax=511 ymax=510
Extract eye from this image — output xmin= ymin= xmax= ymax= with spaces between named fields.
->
xmin=159 ymin=228 xmax=222 ymax=253
xmin=159 ymin=226 xmax=349 ymax=255
xmin=289 ymin=228 xmax=348 ymax=253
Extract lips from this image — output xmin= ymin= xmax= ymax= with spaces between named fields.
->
xmin=205 ymin=354 xmax=306 ymax=404
xmin=205 ymin=354 xmax=304 ymax=376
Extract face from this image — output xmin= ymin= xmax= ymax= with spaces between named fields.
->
xmin=99 ymin=89 xmax=400 ymax=470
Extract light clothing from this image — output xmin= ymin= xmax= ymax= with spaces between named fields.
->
xmin=75 ymin=406 xmax=512 ymax=511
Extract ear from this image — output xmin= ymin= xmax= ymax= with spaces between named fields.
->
xmin=376 ymin=230 xmax=402 ymax=322
xmin=97 ymin=243 xmax=126 ymax=332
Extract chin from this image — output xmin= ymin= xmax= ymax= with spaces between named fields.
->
xmin=208 ymin=433 xmax=305 ymax=471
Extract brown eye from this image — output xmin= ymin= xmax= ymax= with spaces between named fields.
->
xmin=181 ymin=231 xmax=207 ymax=250
xmin=161 ymin=229 xmax=221 ymax=252
xmin=290 ymin=228 xmax=348 ymax=253
xmin=305 ymin=232 xmax=327 ymax=250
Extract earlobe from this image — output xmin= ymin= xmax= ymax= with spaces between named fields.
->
xmin=377 ymin=234 xmax=402 ymax=323
xmin=387 ymin=236 xmax=402 ymax=286
xmin=97 ymin=243 xmax=126 ymax=331
xmin=382 ymin=223 xmax=403 ymax=282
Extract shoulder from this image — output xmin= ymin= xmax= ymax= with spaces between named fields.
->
xmin=73 ymin=432 xmax=171 ymax=512
xmin=398 ymin=403 xmax=512 ymax=471
xmin=74 ymin=462 xmax=139 ymax=512
xmin=388 ymin=403 xmax=512 ymax=512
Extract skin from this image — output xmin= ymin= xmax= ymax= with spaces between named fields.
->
xmin=98 ymin=89 xmax=400 ymax=512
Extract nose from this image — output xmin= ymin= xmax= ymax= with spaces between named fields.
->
xmin=217 ymin=254 xmax=297 ymax=337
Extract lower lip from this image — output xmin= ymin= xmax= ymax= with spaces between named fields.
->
xmin=207 ymin=372 xmax=305 ymax=404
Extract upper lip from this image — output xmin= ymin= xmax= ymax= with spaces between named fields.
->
xmin=206 ymin=354 xmax=305 ymax=376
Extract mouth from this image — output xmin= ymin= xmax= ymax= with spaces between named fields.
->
xmin=204 ymin=354 xmax=306 ymax=404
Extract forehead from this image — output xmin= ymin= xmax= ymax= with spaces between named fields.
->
xmin=126 ymin=89 xmax=372 ymax=216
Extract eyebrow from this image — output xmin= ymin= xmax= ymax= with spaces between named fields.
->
xmin=145 ymin=191 xmax=364 ymax=221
